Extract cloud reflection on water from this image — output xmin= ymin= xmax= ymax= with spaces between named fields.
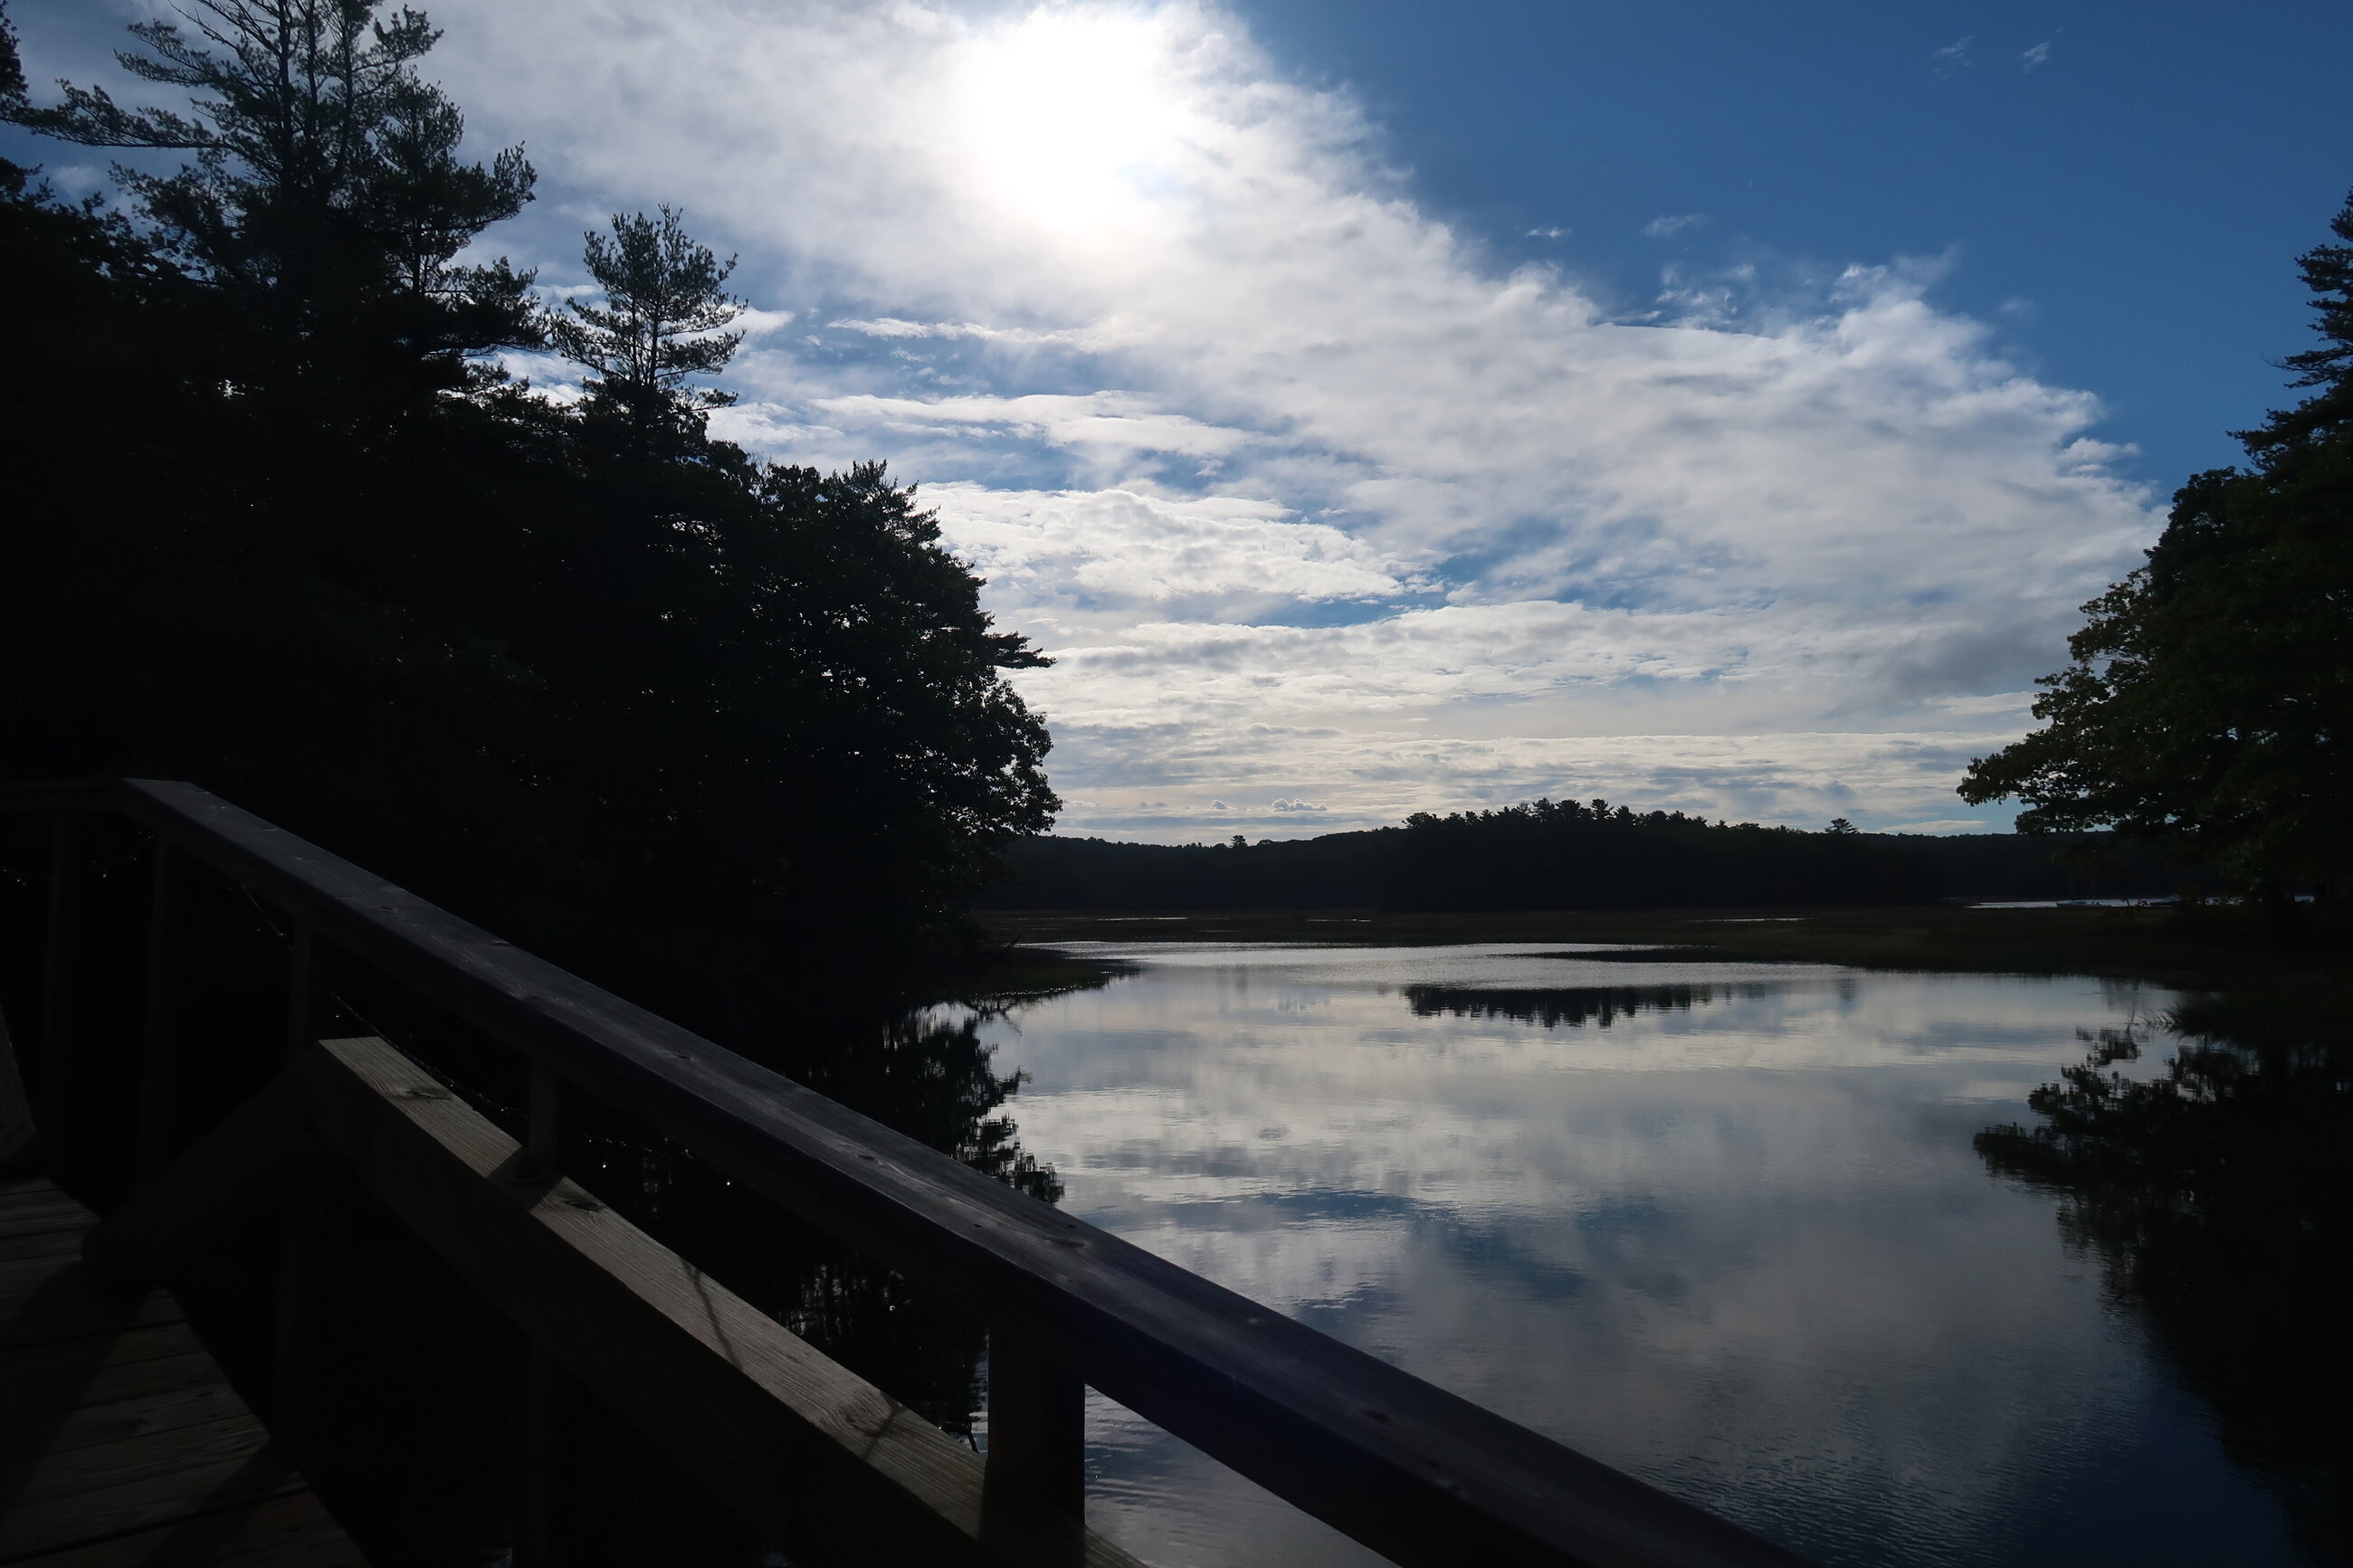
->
xmin=977 ymin=946 xmax=2300 ymax=1568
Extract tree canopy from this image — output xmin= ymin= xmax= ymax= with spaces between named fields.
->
xmin=0 ymin=0 xmax=1058 ymax=993
xmin=1959 ymin=192 xmax=2353 ymax=890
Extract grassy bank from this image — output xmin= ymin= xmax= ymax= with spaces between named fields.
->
xmin=975 ymin=903 xmax=2343 ymax=990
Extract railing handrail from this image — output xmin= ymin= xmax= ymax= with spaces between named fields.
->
xmin=3 ymin=778 xmax=1810 ymax=1568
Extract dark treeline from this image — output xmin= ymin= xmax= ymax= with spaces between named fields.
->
xmin=979 ymin=799 xmax=2194 ymax=910
xmin=0 ymin=2 xmax=1056 ymax=1008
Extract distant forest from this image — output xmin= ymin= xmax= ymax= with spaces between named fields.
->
xmin=979 ymin=800 xmax=2193 ymax=911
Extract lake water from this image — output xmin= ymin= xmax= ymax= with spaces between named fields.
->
xmin=959 ymin=943 xmax=2330 ymax=1568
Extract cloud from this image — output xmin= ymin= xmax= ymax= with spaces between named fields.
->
xmin=935 ymin=485 xmax=1421 ymax=610
xmin=1933 ymin=36 xmax=1975 ymax=74
xmin=377 ymin=0 xmax=2155 ymax=839
xmin=828 ymin=315 xmax=1111 ymax=347
xmin=832 ymin=316 xmax=996 ymax=339
xmin=43 ymin=163 xmax=109 ymax=197
xmin=1526 ymin=225 xmax=1570 ymax=240
xmin=1642 ymin=213 xmax=1709 ymax=238
xmin=815 ymin=392 xmax=1252 ymax=462
xmin=732 ymin=306 xmax=798 ymax=337
xmin=1927 ymin=692 xmax=2037 ymax=717
xmin=2022 ymin=42 xmax=2052 ymax=71
xmin=1039 ymin=718 xmax=2028 ymax=838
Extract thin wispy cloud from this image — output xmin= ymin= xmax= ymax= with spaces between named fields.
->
xmin=1933 ymin=36 xmax=1975 ymax=75
xmin=1642 ymin=213 xmax=1709 ymax=238
xmin=826 ymin=315 xmax=1112 ymax=347
xmin=363 ymin=0 xmax=2155 ymax=838
xmin=2022 ymin=42 xmax=2053 ymax=71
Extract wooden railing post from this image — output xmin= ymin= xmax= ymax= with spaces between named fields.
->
xmin=135 ymin=838 xmax=182 ymax=1184
xmin=36 ymin=815 xmax=83 ymax=1175
xmin=273 ymin=917 xmax=334 ymax=1459
xmin=982 ymin=1329 xmax=1087 ymax=1560
xmin=520 ymin=1059 xmax=582 ymax=1568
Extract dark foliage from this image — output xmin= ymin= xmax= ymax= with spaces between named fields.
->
xmin=1961 ymin=191 xmax=2353 ymax=890
xmin=978 ymin=804 xmax=2192 ymax=911
xmin=0 ymin=0 xmax=1056 ymax=977
xmin=0 ymin=6 xmax=1055 ymax=1559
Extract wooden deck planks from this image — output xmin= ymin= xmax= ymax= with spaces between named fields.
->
xmin=2 ymin=1493 xmax=363 ymax=1568
xmin=0 ymin=1182 xmax=369 ymax=1568
xmin=0 ymin=1205 xmax=96 ymax=1266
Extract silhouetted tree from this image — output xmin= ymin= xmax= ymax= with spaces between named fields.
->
xmin=0 ymin=4 xmax=22 ymax=109
xmin=1961 ymin=191 xmax=2353 ymax=893
xmin=7 ymin=0 xmax=538 ymax=388
xmin=0 ymin=0 xmax=1058 ymax=967
xmin=548 ymin=205 xmax=742 ymax=441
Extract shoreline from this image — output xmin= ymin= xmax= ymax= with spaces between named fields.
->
xmin=969 ymin=903 xmax=2342 ymax=993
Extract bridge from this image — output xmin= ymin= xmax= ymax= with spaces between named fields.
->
xmin=0 ymin=779 xmax=1811 ymax=1567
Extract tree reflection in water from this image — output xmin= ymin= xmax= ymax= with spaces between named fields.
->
xmin=1405 ymin=982 xmax=1770 ymax=1029
xmin=1977 ymin=996 xmax=2353 ymax=1560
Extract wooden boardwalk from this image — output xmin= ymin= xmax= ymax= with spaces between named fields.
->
xmin=0 ymin=1176 xmax=366 ymax=1567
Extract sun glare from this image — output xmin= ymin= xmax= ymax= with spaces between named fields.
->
xmin=953 ymin=9 xmax=1188 ymax=237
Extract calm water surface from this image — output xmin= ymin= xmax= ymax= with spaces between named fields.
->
xmin=961 ymin=943 xmax=2319 ymax=1568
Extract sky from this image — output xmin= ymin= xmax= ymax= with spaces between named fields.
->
xmin=9 ymin=0 xmax=2350 ymax=842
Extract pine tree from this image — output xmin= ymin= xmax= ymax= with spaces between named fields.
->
xmin=5 ymin=0 xmax=538 ymax=382
xmin=547 ymin=206 xmax=744 ymax=439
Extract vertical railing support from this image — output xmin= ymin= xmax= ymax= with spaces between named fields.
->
xmin=37 ymin=815 xmax=83 ymax=1176
xmin=135 ymin=839 xmax=182 ymax=1185
xmin=983 ymin=1329 xmax=1088 ymax=1559
xmin=520 ymin=1060 xmax=582 ymax=1567
xmin=273 ymin=917 xmax=333 ymax=1459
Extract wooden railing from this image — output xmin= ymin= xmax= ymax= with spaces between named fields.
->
xmin=2 ymin=778 xmax=1813 ymax=1568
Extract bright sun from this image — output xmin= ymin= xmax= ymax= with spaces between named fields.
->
xmin=953 ymin=10 xmax=1187 ymax=236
